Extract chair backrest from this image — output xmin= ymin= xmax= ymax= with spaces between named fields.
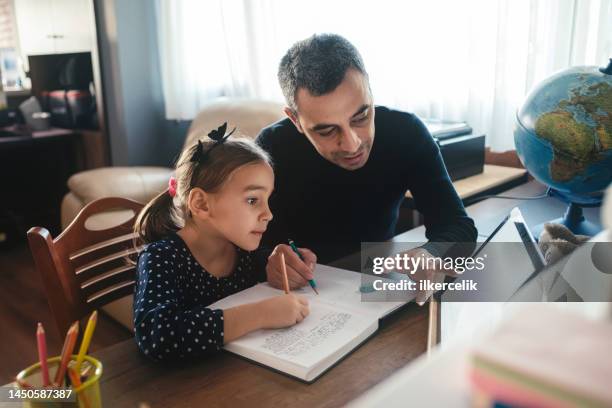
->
xmin=28 ymin=197 xmax=144 ymax=335
xmin=184 ymin=98 xmax=285 ymax=150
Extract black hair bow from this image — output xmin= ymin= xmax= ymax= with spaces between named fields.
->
xmin=190 ymin=122 xmax=236 ymax=163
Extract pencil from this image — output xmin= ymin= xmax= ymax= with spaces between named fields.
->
xmin=54 ymin=321 xmax=79 ymax=387
xmin=288 ymin=239 xmax=318 ymax=294
xmin=68 ymin=367 xmax=91 ymax=408
xmin=280 ymin=253 xmax=290 ymax=294
xmin=79 ymin=363 xmax=92 ymax=380
xmin=75 ymin=311 xmax=97 ymax=373
xmin=36 ymin=323 xmax=50 ymax=387
xmin=67 ymin=367 xmax=81 ymax=387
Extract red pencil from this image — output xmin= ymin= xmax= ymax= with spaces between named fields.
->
xmin=36 ymin=323 xmax=50 ymax=386
xmin=54 ymin=321 xmax=79 ymax=387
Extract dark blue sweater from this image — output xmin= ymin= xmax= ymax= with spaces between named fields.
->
xmin=256 ymin=106 xmax=477 ymax=263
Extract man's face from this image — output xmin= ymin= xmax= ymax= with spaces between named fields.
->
xmin=287 ymin=69 xmax=375 ymax=170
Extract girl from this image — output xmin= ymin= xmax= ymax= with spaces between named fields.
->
xmin=133 ymin=125 xmax=309 ymax=361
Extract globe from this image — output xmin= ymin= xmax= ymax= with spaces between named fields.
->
xmin=514 ymin=60 xmax=612 ymax=235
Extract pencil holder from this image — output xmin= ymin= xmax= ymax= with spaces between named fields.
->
xmin=15 ymin=355 xmax=103 ymax=408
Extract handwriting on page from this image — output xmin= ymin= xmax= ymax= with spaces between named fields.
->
xmin=262 ymin=312 xmax=351 ymax=357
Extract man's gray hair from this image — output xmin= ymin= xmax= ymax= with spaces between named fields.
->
xmin=278 ymin=33 xmax=368 ymax=111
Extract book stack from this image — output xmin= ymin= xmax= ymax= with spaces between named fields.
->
xmin=470 ymin=306 xmax=612 ymax=408
xmin=422 ymin=119 xmax=472 ymax=140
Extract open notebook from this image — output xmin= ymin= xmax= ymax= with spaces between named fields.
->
xmin=209 ymin=264 xmax=415 ymax=382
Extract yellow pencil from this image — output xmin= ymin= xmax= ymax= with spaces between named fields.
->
xmin=75 ymin=311 xmax=97 ymax=373
xmin=280 ymin=253 xmax=290 ymax=294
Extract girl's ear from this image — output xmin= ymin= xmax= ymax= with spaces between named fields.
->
xmin=187 ymin=188 xmax=210 ymax=219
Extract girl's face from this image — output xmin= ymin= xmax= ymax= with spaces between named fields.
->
xmin=206 ymin=162 xmax=274 ymax=251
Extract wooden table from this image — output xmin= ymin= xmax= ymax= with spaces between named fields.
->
xmin=92 ymin=303 xmax=428 ymax=408
xmin=0 ymin=305 xmax=427 ymax=407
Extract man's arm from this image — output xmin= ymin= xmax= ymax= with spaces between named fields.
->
xmin=406 ymin=118 xmax=478 ymax=258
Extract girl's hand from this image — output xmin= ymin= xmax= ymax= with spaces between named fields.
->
xmin=257 ymin=293 xmax=310 ymax=328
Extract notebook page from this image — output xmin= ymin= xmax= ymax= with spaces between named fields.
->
xmin=209 ymin=264 xmax=410 ymax=320
xmin=293 ymin=264 xmax=409 ymax=319
xmin=224 ymin=300 xmax=377 ymax=376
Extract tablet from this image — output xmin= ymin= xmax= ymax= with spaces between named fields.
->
xmin=441 ymin=207 xmax=546 ymax=302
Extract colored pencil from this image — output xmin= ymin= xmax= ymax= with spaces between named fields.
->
xmin=36 ymin=322 xmax=50 ymax=386
xmin=68 ymin=367 xmax=91 ymax=408
xmin=80 ymin=363 xmax=92 ymax=380
xmin=67 ymin=367 xmax=80 ymax=387
xmin=75 ymin=311 xmax=97 ymax=373
xmin=54 ymin=321 xmax=79 ymax=387
xmin=288 ymin=239 xmax=318 ymax=294
xmin=280 ymin=253 xmax=290 ymax=294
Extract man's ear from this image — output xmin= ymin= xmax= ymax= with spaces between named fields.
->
xmin=187 ymin=188 xmax=210 ymax=219
xmin=284 ymin=107 xmax=304 ymax=134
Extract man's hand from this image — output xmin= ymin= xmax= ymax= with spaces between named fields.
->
xmin=267 ymin=244 xmax=317 ymax=290
xmin=401 ymin=247 xmax=460 ymax=306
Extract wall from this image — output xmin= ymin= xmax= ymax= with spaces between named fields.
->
xmin=94 ymin=0 xmax=187 ymax=167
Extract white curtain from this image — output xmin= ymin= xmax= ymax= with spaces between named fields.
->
xmin=156 ymin=0 xmax=612 ymax=151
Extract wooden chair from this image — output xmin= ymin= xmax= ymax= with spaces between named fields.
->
xmin=28 ymin=197 xmax=144 ymax=335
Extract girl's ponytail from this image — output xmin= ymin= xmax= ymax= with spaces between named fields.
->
xmin=134 ymin=188 xmax=180 ymax=244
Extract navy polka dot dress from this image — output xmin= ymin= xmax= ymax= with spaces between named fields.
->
xmin=133 ymin=233 xmax=263 ymax=361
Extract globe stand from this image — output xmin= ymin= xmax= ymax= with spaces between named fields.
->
xmin=532 ymin=190 xmax=602 ymax=239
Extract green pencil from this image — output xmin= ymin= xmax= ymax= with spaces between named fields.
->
xmin=288 ymin=239 xmax=318 ymax=295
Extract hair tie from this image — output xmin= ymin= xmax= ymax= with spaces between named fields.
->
xmin=168 ymin=176 xmax=177 ymax=197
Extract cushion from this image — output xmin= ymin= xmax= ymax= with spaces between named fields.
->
xmin=67 ymin=166 xmax=172 ymax=204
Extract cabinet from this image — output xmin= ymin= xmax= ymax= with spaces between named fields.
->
xmin=0 ymin=127 xmax=83 ymax=240
xmin=14 ymin=0 xmax=94 ymax=67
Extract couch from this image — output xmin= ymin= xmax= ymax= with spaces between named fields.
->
xmin=61 ymin=98 xmax=285 ymax=330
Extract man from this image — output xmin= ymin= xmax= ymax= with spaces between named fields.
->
xmin=257 ymin=34 xmax=477 ymax=302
